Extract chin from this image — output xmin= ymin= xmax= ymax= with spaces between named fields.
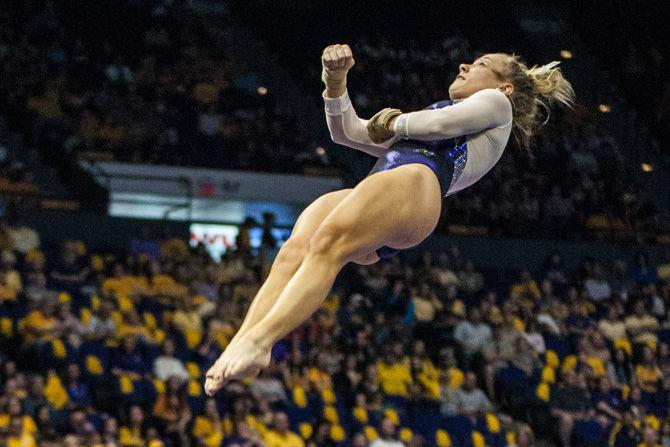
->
xmin=448 ymin=87 xmax=463 ymax=101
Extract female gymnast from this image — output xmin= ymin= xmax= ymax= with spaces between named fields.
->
xmin=205 ymin=43 xmax=575 ymax=396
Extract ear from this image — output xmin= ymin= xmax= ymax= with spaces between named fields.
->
xmin=497 ymin=82 xmax=514 ymax=97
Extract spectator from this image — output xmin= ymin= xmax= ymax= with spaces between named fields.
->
xmin=376 ymin=342 xmax=413 ymax=398
xmin=599 ymin=304 xmax=627 ymax=342
xmin=482 ymin=319 xmax=518 ymax=399
xmin=453 ymin=308 xmax=492 ymax=368
xmin=550 ymin=370 xmax=592 ymax=447
xmin=634 ymin=346 xmax=661 ymax=393
xmin=6 ymin=415 xmax=36 ymax=447
xmin=457 ymin=260 xmax=485 ymax=296
xmin=369 ymin=417 xmax=404 ymax=447
xmin=264 ymin=411 xmax=304 ymax=447
xmin=152 ymin=339 xmax=189 ymax=382
xmin=111 ymin=335 xmax=149 ymax=380
xmin=80 ymin=302 xmax=116 ymax=341
xmin=119 ymin=405 xmax=147 ymax=447
xmin=249 ymin=368 xmax=288 ymax=407
xmin=65 ymin=364 xmax=91 ymax=410
xmin=584 ymin=264 xmax=612 ymax=303
xmin=451 ymin=372 xmax=492 ymax=421
xmin=306 ymin=420 xmax=337 ymax=447
xmin=625 ymin=300 xmax=659 ymax=346
xmin=152 ymin=380 xmax=191 ymax=446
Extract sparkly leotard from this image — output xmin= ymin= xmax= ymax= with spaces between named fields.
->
xmin=367 ymin=99 xmax=467 ymax=198
xmin=367 ymin=100 xmax=467 ymax=258
xmin=323 ymin=89 xmax=512 ymax=259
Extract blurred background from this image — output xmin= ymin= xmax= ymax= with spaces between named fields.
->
xmin=0 ymin=0 xmax=669 ymax=446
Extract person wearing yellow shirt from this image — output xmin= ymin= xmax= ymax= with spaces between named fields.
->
xmin=625 ymin=301 xmax=660 ymax=346
xmin=510 ymin=270 xmax=541 ymax=308
xmin=172 ymin=295 xmax=204 ymax=334
xmin=192 ymin=399 xmax=224 ymax=447
xmin=410 ymin=340 xmax=441 ymax=399
xmin=264 ymin=412 xmax=304 ymax=447
xmin=411 ymin=283 xmax=443 ymax=323
xmin=22 ymin=301 xmax=60 ymax=343
xmin=635 ymin=347 xmax=662 ymax=393
xmin=598 ymin=305 xmax=627 ymax=342
xmin=117 ymin=310 xmax=156 ymax=344
xmin=119 ymin=405 xmax=146 ymax=447
xmin=6 ymin=416 xmax=36 ymax=447
xmin=376 ymin=342 xmax=413 ymax=397
xmin=0 ymin=398 xmax=37 ymax=435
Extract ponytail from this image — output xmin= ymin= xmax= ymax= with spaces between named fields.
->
xmin=499 ymin=54 xmax=576 ymax=151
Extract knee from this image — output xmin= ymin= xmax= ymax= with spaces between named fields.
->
xmin=272 ymin=238 xmax=307 ymax=271
xmin=306 ymin=221 xmax=348 ymax=259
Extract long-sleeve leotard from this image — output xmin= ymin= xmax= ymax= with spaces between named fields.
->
xmin=323 ymin=88 xmax=513 ymax=195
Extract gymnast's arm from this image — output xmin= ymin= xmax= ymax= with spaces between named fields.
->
xmin=391 ymin=88 xmax=513 ymax=141
xmin=323 ymin=89 xmax=401 ymax=158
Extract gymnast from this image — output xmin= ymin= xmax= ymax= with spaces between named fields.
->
xmin=205 ymin=43 xmax=575 ymax=396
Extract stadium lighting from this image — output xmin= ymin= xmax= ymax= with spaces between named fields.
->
xmin=560 ymin=50 xmax=573 ymax=59
xmin=598 ymin=104 xmax=611 ymax=113
xmin=315 ymin=146 xmax=326 ymax=156
xmin=257 ymin=86 xmax=268 ymax=95
xmin=641 ymin=163 xmax=653 ymax=172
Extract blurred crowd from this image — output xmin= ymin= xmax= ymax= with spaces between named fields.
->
xmin=0 ymin=1 xmax=665 ymax=240
xmin=0 ymin=214 xmax=669 ymax=446
xmin=0 ymin=0 xmax=329 ymax=174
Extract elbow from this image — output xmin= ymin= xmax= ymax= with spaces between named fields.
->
xmin=329 ymin=131 xmax=347 ymax=145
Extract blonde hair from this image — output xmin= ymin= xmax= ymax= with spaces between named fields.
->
xmin=497 ymin=54 xmax=576 ymax=151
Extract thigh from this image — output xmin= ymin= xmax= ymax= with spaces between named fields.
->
xmin=317 ymin=163 xmax=442 ymax=259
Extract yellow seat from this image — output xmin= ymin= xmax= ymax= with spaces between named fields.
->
xmin=186 ymin=362 xmax=201 ymax=378
xmin=436 ymin=429 xmax=452 ymax=447
xmin=330 ymin=424 xmax=345 ymax=442
xmin=399 ymin=428 xmax=413 ymax=443
xmin=364 ymin=426 xmax=378 ymax=441
xmin=85 ymin=355 xmax=104 ymax=376
xmin=323 ymin=405 xmax=339 ymax=424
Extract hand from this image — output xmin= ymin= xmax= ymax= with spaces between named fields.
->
xmin=367 ymin=107 xmax=402 ymax=143
xmin=321 ymin=44 xmax=355 ymax=95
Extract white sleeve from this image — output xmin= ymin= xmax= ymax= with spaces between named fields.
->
xmin=393 ymin=88 xmax=513 ymax=141
xmin=323 ymin=90 xmax=401 ymax=158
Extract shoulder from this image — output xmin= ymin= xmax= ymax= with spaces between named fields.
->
xmin=463 ymin=88 xmax=513 ymax=129
xmin=467 ymin=89 xmax=513 ymax=117
xmin=467 ymin=88 xmax=512 ymax=105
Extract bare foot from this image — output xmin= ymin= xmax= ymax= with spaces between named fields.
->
xmin=204 ymin=338 xmax=270 ymax=396
xmin=204 ymin=353 xmax=228 ymax=396
xmin=223 ymin=337 xmax=271 ymax=383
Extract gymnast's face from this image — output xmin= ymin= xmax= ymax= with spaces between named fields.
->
xmin=448 ymin=53 xmax=514 ymax=100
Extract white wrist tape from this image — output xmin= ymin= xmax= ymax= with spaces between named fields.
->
xmin=393 ymin=114 xmax=410 ymax=139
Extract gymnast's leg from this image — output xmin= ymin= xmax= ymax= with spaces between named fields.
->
xmin=204 ymin=163 xmax=441 ymax=395
xmin=225 ymin=189 xmax=354 ymax=348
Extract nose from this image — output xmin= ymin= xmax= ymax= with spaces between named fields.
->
xmin=459 ymin=63 xmax=470 ymax=73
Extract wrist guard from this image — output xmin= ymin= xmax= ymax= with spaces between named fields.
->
xmin=367 ymin=107 xmax=403 ymax=144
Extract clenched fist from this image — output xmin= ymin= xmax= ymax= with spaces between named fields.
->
xmin=322 ymin=44 xmax=355 ymax=97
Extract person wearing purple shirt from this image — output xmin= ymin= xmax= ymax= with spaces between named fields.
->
xmin=66 ymin=363 xmax=92 ymax=409
xmin=111 ymin=335 xmax=149 ymax=378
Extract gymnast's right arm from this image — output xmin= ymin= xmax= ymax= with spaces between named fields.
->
xmin=321 ymin=44 xmax=400 ymax=158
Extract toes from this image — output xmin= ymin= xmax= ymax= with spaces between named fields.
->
xmin=204 ymin=379 xmax=216 ymax=396
xmin=204 ymin=375 xmax=226 ymax=396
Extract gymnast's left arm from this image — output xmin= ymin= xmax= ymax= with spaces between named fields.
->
xmin=391 ymin=88 xmax=513 ymax=141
